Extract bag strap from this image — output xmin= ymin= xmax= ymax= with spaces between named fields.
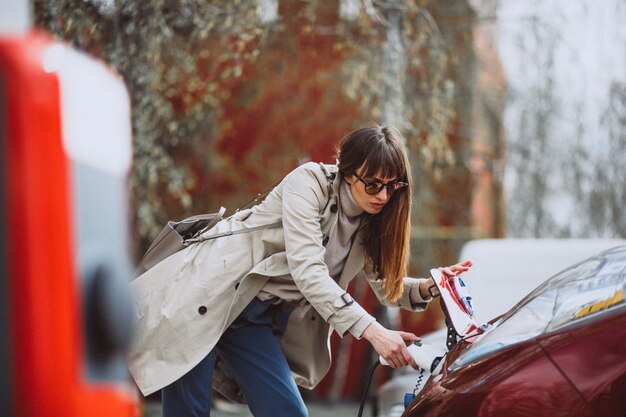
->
xmin=183 ymin=180 xmax=282 ymax=246
xmin=183 ymin=220 xmax=283 ymax=245
xmin=235 ymin=180 xmax=282 ymax=213
xmin=187 ymin=206 xmax=227 ymax=239
xmin=185 ymin=164 xmax=337 ymax=246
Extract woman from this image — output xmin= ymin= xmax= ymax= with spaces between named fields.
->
xmin=128 ymin=124 xmax=472 ymax=417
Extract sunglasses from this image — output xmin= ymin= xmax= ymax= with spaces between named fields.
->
xmin=354 ymin=172 xmax=408 ymax=196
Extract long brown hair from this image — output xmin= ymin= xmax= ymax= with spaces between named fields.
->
xmin=336 ymin=124 xmax=412 ymax=302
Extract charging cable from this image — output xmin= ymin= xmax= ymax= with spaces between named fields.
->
xmin=357 ymin=361 xmax=380 ymax=417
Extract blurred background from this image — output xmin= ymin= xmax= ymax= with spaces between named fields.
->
xmin=2 ymin=0 xmax=624 ymax=414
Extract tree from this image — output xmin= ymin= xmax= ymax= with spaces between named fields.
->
xmin=33 ymin=0 xmax=269 ymax=254
xmin=501 ymin=0 xmax=626 ymax=238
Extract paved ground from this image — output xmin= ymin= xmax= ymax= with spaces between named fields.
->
xmin=143 ymin=399 xmax=363 ymax=417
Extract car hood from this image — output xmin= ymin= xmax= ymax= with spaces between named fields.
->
xmin=445 ymin=246 xmax=626 ymax=371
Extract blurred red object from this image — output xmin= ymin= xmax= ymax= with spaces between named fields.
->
xmin=0 ymin=31 xmax=137 ymax=417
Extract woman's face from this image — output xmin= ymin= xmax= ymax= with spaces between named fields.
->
xmin=346 ymin=170 xmax=399 ymax=214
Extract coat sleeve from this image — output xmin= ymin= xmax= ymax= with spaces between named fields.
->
xmin=281 ymin=165 xmax=375 ymax=337
xmin=359 ymin=264 xmax=432 ymax=312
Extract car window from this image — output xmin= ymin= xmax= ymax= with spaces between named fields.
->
xmin=549 ymin=258 xmax=625 ymax=331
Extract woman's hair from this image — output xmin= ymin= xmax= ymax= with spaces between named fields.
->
xmin=336 ymin=124 xmax=412 ymax=302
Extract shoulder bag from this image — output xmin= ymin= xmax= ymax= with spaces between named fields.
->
xmin=135 ymin=163 xmax=337 ymax=276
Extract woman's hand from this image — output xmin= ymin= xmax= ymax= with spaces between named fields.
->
xmin=439 ymin=260 xmax=473 ymax=278
xmin=418 ymin=260 xmax=473 ymax=299
xmin=362 ymin=322 xmax=420 ymax=369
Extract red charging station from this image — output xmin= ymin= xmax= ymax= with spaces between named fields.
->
xmin=0 ymin=29 xmax=138 ymax=417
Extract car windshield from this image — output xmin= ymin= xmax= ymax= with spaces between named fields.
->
xmin=451 ymin=246 xmax=626 ymax=369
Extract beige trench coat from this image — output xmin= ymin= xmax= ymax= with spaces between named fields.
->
xmin=127 ymin=162 xmax=429 ymax=402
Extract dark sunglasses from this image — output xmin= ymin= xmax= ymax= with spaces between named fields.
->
xmin=353 ymin=172 xmax=408 ymax=196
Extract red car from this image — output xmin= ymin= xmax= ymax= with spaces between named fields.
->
xmin=403 ymin=245 xmax=626 ymax=417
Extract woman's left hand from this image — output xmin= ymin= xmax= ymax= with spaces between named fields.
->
xmin=439 ymin=259 xmax=473 ymax=278
xmin=418 ymin=260 xmax=473 ymax=299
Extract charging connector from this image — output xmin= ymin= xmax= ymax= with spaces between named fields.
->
xmin=379 ymin=341 xmax=446 ymax=372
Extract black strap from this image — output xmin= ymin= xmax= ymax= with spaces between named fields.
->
xmin=238 ymin=164 xmax=336 ymax=214
xmin=235 ymin=180 xmax=282 ymax=213
xmin=186 ymin=164 xmax=336 ymax=246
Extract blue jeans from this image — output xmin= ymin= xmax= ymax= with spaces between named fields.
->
xmin=161 ymin=298 xmax=308 ymax=417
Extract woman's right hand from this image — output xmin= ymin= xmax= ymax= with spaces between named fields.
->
xmin=362 ymin=322 xmax=420 ymax=369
